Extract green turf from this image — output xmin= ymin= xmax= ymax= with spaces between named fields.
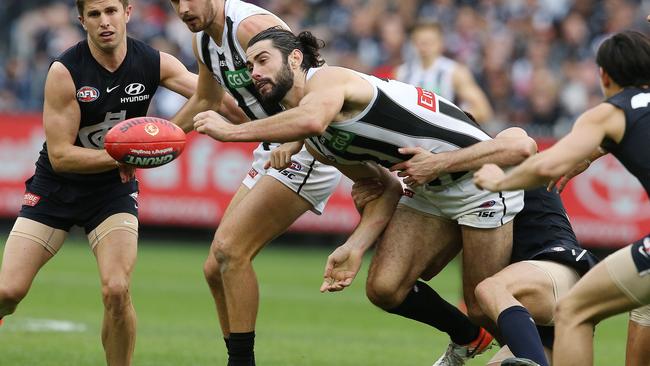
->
xmin=0 ymin=237 xmax=629 ymax=365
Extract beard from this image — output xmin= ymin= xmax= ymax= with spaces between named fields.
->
xmin=257 ymin=62 xmax=294 ymax=105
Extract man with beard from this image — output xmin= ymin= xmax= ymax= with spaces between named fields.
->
xmin=167 ymin=1 xmax=342 ymax=364
xmin=193 ymin=27 xmax=524 ymax=363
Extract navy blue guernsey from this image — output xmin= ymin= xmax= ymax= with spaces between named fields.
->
xmin=34 ymin=37 xmax=160 ymax=187
xmin=512 ymin=188 xmax=598 ymax=274
xmin=602 ymin=88 xmax=650 ymax=197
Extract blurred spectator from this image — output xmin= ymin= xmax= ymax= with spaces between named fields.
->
xmin=0 ymin=0 xmax=648 ymax=137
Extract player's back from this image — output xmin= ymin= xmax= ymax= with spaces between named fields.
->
xmin=602 ymin=87 xmax=650 ymax=197
xmin=305 ymin=67 xmax=490 ymax=185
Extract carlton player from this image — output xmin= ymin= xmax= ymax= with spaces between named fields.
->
xmin=0 ymin=0 xmax=195 ymax=365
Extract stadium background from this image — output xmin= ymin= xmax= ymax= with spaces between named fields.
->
xmin=0 ymin=0 xmax=649 ymax=364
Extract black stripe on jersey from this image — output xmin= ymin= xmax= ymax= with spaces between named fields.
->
xmin=499 ymin=191 xmax=506 ymax=225
xmin=215 ymin=51 xmax=257 ymax=120
xmin=297 ymin=158 xmax=316 ymax=194
xmin=363 ymin=90 xmax=483 ymax=148
xmin=307 ymin=136 xmax=328 ymax=157
xmin=225 ymin=17 xmax=283 ymax=117
xmin=438 ymin=100 xmax=482 ymax=129
xmin=201 ymin=33 xmax=213 ymax=71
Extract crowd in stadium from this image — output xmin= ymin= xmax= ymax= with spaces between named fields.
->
xmin=0 ymin=0 xmax=648 ymax=136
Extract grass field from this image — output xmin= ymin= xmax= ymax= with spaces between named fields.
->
xmin=0 ymin=236 xmax=629 ymax=365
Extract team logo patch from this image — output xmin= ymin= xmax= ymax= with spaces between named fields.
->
xmin=124 ymin=83 xmax=146 ymax=96
xmin=289 ymin=161 xmax=303 ymax=171
xmin=248 ymin=168 xmax=258 ymax=179
xmin=225 ymin=69 xmax=253 ymax=88
xmin=76 ymin=86 xmax=99 ymax=102
xmin=23 ymin=192 xmax=41 ymax=207
xmin=144 ymin=123 xmax=160 ymax=136
xmin=416 ymin=87 xmax=437 ymax=112
xmin=479 ymin=200 xmax=496 ymax=208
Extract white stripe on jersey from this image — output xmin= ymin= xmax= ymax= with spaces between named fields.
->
xmin=396 ymin=56 xmax=456 ymax=101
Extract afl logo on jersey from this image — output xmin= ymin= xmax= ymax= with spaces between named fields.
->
xmin=124 ymin=83 xmax=146 ymax=96
xmin=77 ymin=86 xmax=100 ymax=102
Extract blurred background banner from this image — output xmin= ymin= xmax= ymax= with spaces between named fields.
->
xmin=1 ymin=115 xmax=648 ymax=245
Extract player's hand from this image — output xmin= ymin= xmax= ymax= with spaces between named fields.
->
xmin=351 ymin=178 xmax=384 ymax=213
xmin=547 ymin=159 xmax=591 ymax=193
xmin=264 ymin=141 xmax=304 ymax=170
xmin=390 ymin=147 xmax=445 ymax=187
xmin=320 ymin=245 xmax=363 ymax=293
xmin=473 ymin=164 xmax=505 ymax=191
xmin=117 ymin=162 xmax=136 ymax=183
xmin=193 ymin=110 xmax=233 ymax=141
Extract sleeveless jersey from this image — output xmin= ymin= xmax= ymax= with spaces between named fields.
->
xmin=512 ymin=188 xmax=598 ymax=274
xmin=195 ymin=0 xmax=288 ymax=120
xmin=35 ymin=37 xmax=160 ymax=185
xmin=395 ymin=56 xmax=457 ymax=102
xmin=305 ymin=67 xmax=490 ymax=186
xmin=602 ymin=87 xmax=650 ymax=197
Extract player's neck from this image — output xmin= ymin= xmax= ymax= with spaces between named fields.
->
xmin=87 ymin=36 xmax=127 ymax=72
xmin=420 ymin=55 xmax=437 ymax=68
xmin=281 ymin=72 xmax=307 ymax=109
xmin=205 ymin=3 xmax=226 ymax=46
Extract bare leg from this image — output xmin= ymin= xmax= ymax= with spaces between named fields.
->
xmin=626 ymin=313 xmax=650 ymax=366
xmin=553 ymin=259 xmax=641 ymax=366
xmin=474 ymin=261 xmax=556 ymax=325
xmin=461 ymin=221 xmax=513 ymax=334
xmin=94 ymin=226 xmax=138 ymax=366
xmin=212 ymin=176 xmax=312 ymax=333
xmin=0 ymin=229 xmax=58 ymax=317
xmin=203 ymin=184 xmax=250 ymax=337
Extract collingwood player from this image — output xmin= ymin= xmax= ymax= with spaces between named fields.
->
xmin=168 ymin=0 xmax=342 ymax=364
xmin=395 ymin=22 xmax=493 ymax=123
xmin=474 ymin=30 xmax=650 ymax=366
xmin=0 ymin=0 xmax=196 ymax=365
xmin=192 ymin=27 xmax=524 ymax=356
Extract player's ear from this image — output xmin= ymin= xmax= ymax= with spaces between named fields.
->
xmin=79 ymin=16 xmax=87 ymax=30
xmin=124 ymin=4 xmax=133 ymax=23
xmin=599 ymin=67 xmax=611 ymax=88
xmin=289 ymin=49 xmax=303 ymax=69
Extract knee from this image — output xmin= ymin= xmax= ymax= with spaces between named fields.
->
xmin=101 ymin=278 xmax=131 ymax=314
xmin=474 ymin=277 xmax=501 ymax=308
xmin=0 ymin=285 xmax=27 ymax=313
xmin=212 ymin=235 xmax=250 ymax=272
xmin=203 ymin=256 xmax=222 ymax=286
xmin=365 ymin=276 xmax=405 ymax=310
xmin=554 ymin=297 xmax=582 ymax=328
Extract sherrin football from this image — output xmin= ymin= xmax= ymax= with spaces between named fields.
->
xmin=105 ymin=117 xmax=186 ymax=168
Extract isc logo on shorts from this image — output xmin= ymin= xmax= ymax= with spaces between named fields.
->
xmin=23 ymin=192 xmax=41 ymax=207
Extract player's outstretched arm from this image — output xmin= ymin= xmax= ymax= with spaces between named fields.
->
xmin=159 ymin=51 xmax=196 ymax=99
xmin=391 ymin=127 xmax=537 ymax=187
xmin=44 ymin=62 xmax=121 ymax=174
xmin=170 ymin=37 xmax=228 ymax=132
xmin=547 ymin=146 xmax=608 ymax=193
xmin=194 ymin=67 xmax=348 ymax=142
xmin=474 ymin=103 xmax=624 ymax=191
xmin=314 ymin=147 xmax=403 ymax=293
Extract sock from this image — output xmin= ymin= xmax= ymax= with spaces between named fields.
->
xmin=227 ymin=332 xmax=255 ymax=366
xmin=497 ymin=306 xmax=549 ymax=366
xmin=387 ymin=281 xmax=479 ymax=345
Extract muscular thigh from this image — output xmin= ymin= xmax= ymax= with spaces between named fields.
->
xmin=461 ymin=222 xmax=513 ymax=303
xmin=91 ymin=214 xmax=138 ymax=282
xmin=368 ymin=205 xmax=462 ymax=291
xmin=214 ymin=176 xmax=313 ymax=257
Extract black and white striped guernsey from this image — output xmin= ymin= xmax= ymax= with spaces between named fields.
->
xmin=195 ymin=0 xmax=288 ymax=120
xmin=305 ymin=67 xmax=492 ymax=186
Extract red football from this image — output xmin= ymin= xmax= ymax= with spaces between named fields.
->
xmin=104 ymin=117 xmax=186 ymax=168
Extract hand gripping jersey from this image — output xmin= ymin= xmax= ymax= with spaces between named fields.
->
xmin=194 ymin=0 xmax=340 ymax=214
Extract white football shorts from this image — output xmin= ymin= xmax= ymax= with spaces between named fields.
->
xmin=242 ymin=142 xmax=342 ymax=214
xmin=399 ymin=173 xmax=524 ymax=228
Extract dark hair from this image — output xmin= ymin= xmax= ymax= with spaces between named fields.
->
xmin=409 ymin=21 xmax=443 ymax=36
xmin=596 ymin=31 xmax=650 ymax=88
xmin=76 ymin=0 xmax=129 ymax=15
xmin=248 ymin=27 xmax=325 ymax=70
